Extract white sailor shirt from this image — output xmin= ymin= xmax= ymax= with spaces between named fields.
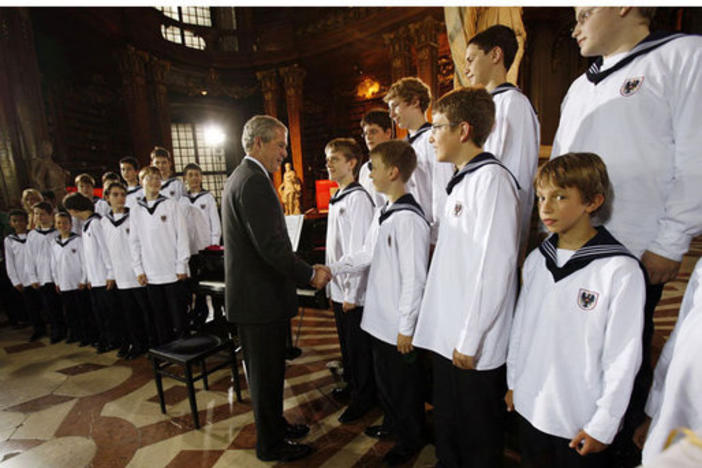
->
xmin=160 ymin=177 xmax=186 ymax=201
xmin=358 ymin=160 xmax=386 ymax=208
xmin=81 ymin=213 xmax=113 ymax=287
xmin=179 ymin=190 xmax=222 ymax=253
xmin=552 ymin=33 xmax=702 ymax=261
xmin=325 ymin=182 xmax=374 ymax=305
xmin=51 ymin=234 xmax=86 ymax=291
xmin=4 ymin=233 xmax=32 ymax=287
xmin=642 ymin=257 xmax=702 ymax=462
xmin=407 ymin=124 xmax=454 ymax=244
xmin=129 ymin=196 xmax=190 ymax=285
xmin=507 ymin=227 xmax=645 ymax=444
xmin=331 ymin=194 xmax=430 ymax=345
xmin=26 ymin=227 xmax=60 ymax=285
xmin=126 ymin=185 xmax=144 ymax=209
xmin=413 ymin=153 xmax=520 ymax=369
xmin=101 ymin=210 xmax=141 ymax=289
xmin=94 ymin=197 xmax=110 ymax=217
xmin=484 ymin=83 xmax=540 ymax=251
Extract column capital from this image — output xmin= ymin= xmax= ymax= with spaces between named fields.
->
xmin=278 ymin=64 xmax=306 ymax=97
xmin=408 ymin=16 xmax=443 ymax=49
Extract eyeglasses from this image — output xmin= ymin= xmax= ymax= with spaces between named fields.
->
xmin=431 ymin=123 xmax=458 ymax=134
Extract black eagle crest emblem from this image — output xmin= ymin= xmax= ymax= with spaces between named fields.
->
xmin=200 ymin=204 xmax=206 ymax=210
xmin=577 ymin=288 xmax=599 ymax=310
xmin=161 ymin=215 xmax=167 ymax=222
xmin=71 ymin=248 xmax=77 ymax=254
xmin=170 ymin=190 xmax=175 ymax=196
xmin=620 ymin=76 xmax=644 ymax=97
xmin=454 ymin=202 xmax=463 ymax=217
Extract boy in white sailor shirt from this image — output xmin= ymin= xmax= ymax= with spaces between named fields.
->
xmin=383 ymin=77 xmax=454 ymax=244
xmin=151 ymin=146 xmax=186 ymax=201
xmin=51 ymin=211 xmax=89 ymax=345
xmin=26 ymin=201 xmax=64 ymax=343
xmin=412 ymin=87 xmax=520 ymax=468
xmin=553 ymin=9 xmax=702 ymax=461
xmin=329 ymin=140 xmax=430 ymax=466
xmin=129 ymin=166 xmax=190 ymax=345
xmin=324 ymin=137 xmax=376 ymax=424
xmin=635 ymin=257 xmax=702 ymax=463
xmin=64 ymin=192 xmax=119 ymax=354
xmin=506 ymin=153 xmax=645 ymax=467
xmin=120 ymin=156 xmax=144 ymax=208
xmin=5 ymin=209 xmax=46 ymax=341
xmin=358 ymin=109 xmax=393 ymax=208
xmin=465 ymin=25 xmax=540 ymax=259
xmin=102 ymin=181 xmax=151 ymax=359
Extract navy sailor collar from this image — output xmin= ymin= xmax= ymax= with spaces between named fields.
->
xmin=82 ymin=213 xmax=101 ymax=232
xmin=138 ymin=196 xmax=168 ymax=215
xmin=538 ymin=226 xmax=641 ymax=282
xmin=186 ymin=191 xmax=210 ymax=203
xmin=161 ymin=177 xmax=179 ymax=189
xmin=446 ymin=152 xmax=520 ymax=195
xmin=379 ymin=193 xmax=428 ymax=226
xmin=56 ymin=233 xmax=79 ymax=247
xmin=34 ymin=227 xmax=57 ymax=236
xmin=490 ymin=82 xmax=518 ymax=96
xmin=105 ymin=208 xmax=130 ymax=227
xmin=586 ymin=31 xmax=685 ymax=85
xmin=406 ymin=122 xmax=432 ymax=145
xmin=8 ymin=233 xmax=27 ymax=243
xmin=329 ymin=182 xmax=374 ymax=207
xmin=127 ymin=185 xmax=142 ymax=195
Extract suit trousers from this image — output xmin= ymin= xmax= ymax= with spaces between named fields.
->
xmin=332 ymin=302 xmax=375 ymax=408
xmin=117 ymin=287 xmax=150 ymax=349
xmin=146 ymin=281 xmax=186 ymax=345
xmin=40 ymin=283 xmax=64 ymax=336
xmin=22 ymin=287 xmax=45 ymax=333
xmin=90 ymin=286 xmax=121 ymax=346
xmin=518 ymin=412 xmax=608 ymax=468
xmin=371 ymin=336 xmax=426 ymax=450
xmin=432 ymin=354 xmax=506 ymax=468
xmin=238 ymin=322 xmax=288 ymax=457
xmin=61 ymin=289 xmax=87 ymax=341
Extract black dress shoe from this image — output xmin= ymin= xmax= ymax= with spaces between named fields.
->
xmin=383 ymin=444 xmax=420 ymax=466
xmin=365 ymin=424 xmax=393 ymax=439
xmin=338 ymin=403 xmax=372 ymax=424
xmin=331 ymin=386 xmax=351 ymax=401
xmin=258 ymin=440 xmax=313 ymax=462
xmin=117 ymin=343 xmax=131 ymax=358
xmin=285 ymin=346 xmax=302 ymax=360
xmin=285 ymin=423 xmax=310 ymax=439
xmin=29 ymin=330 xmax=46 ymax=342
xmin=126 ymin=347 xmax=145 ymax=360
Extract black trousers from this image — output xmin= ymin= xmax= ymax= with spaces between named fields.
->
xmin=40 ymin=283 xmax=65 ymax=336
xmin=371 ymin=336 xmax=425 ymax=450
xmin=146 ymin=281 xmax=186 ymax=345
xmin=89 ymin=286 xmax=121 ymax=346
xmin=432 ymin=353 xmax=506 ymax=468
xmin=1 ymin=262 xmax=25 ymax=325
xmin=238 ymin=322 xmax=288 ymax=457
xmin=609 ymin=281 xmax=663 ymax=467
xmin=61 ymin=289 xmax=88 ymax=341
xmin=117 ymin=287 xmax=150 ymax=349
xmin=518 ymin=413 xmax=608 ymax=468
xmin=22 ymin=286 xmax=45 ymax=332
xmin=332 ymin=302 xmax=375 ymax=408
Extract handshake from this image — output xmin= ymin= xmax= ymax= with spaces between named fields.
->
xmin=310 ymin=264 xmax=332 ymax=290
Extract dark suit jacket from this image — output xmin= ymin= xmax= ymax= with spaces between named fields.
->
xmin=222 ymin=157 xmax=313 ymax=325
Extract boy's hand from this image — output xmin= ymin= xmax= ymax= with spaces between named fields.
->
xmin=15 ymin=284 xmax=24 ymax=292
xmin=87 ymin=282 xmax=92 ymax=290
xmin=504 ymin=390 xmax=514 ymax=412
xmin=342 ymin=302 xmax=356 ymax=313
xmin=397 ymin=333 xmax=413 ymax=354
xmin=78 ymin=283 xmax=86 ymax=290
xmin=176 ymin=273 xmax=188 ymax=281
xmin=106 ymin=279 xmax=116 ymax=290
xmin=137 ymin=274 xmax=148 ymax=286
xmin=641 ymin=250 xmax=681 ymax=285
xmin=633 ymin=416 xmax=652 ymax=449
xmin=452 ymin=349 xmax=475 ymax=370
xmin=55 ymin=285 xmax=61 ymax=294
xmin=31 ymin=282 xmax=40 ymax=289
xmin=569 ymin=430 xmax=608 ymax=456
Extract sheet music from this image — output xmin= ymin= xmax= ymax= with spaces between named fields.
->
xmin=285 ymin=214 xmax=304 ymax=251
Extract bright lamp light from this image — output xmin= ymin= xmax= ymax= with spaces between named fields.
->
xmin=203 ymin=125 xmax=226 ymax=146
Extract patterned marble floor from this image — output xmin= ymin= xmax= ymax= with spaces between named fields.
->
xmin=1 ymin=236 xmax=700 ymax=467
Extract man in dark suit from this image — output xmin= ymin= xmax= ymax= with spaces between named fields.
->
xmin=222 ymin=115 xmax=330 ymax=462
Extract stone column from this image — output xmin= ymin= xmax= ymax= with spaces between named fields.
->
xmin=255 ymin=69 xmax=282 ymax=187
xmin=410 ymin=17 xmax=443 ymax=102
xmin=278 ymin=64 xmax=306 ymax=187
xmin=382 ymin=26 xmax=413 ymax=83
xmin=117 ymin=45 xmax=152 ymax=167
xmin=148 ymin=57 xmax=173 ymax=154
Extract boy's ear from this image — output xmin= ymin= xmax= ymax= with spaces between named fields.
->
xmin=489 ymin=46 xmax=504 ymax=65
xmin=388 ymin=165 xmax=400 ymax=181
xmin=409 ymin=97 xmax=421 ymax=110
xmin=585 ymin=193 xmax=605 ymax=214
xmin=458 ymin=122 xmax=472 ymax=143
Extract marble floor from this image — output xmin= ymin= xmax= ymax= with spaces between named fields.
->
xmin=0 ymin=237 xmax=700 ymax=467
